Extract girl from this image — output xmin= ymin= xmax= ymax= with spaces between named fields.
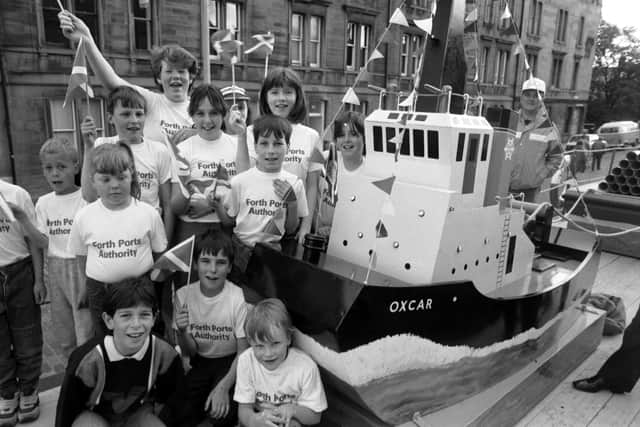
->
xmin=315 ymin=111 xmax=366 ymax=237
xmin=69 ymin=143 xmax=168 ymax=335
xmin=236 ymin=67 xmax=323 ymax=243
xmin=170 ymin=84 xmax=238 ymax=245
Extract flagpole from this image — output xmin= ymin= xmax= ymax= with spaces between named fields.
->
xmin=201 ymin=0 xmax=211 ymax=84
xmin=264 ymin=54 xmax=269 ymax=80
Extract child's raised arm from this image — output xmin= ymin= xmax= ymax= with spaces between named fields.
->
xmin=79 ymin=116 xmax=98 ymax=203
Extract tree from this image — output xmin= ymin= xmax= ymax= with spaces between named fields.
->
xmin=587 ymin=21 xmax=640 ymax=127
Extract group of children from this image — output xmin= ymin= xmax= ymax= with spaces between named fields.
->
xmin=0 ymin=59 xmax=370 ymax=426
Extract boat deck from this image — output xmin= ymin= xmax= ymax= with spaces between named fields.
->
xmin=28 ymin=251 xmax=640 ymax=426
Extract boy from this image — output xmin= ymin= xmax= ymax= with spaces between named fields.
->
xmin=35 ymin=137 xmax=93 ymax=358
xmin=55 ymin=277 xmax=186 ymax=427
xmin=234 ymin=298 xmax=327 ymax=427
xmin=0 ymin=179 xmax=46 ymax=426
xmin=174 ymin=231 xmax=248 ymax=426
xmin=223 ymin=115 xmax=308 ymax=273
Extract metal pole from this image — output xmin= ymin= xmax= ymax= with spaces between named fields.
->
xmin=201 ymin=0 xmax=211 ymax=83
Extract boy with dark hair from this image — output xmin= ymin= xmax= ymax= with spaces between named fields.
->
xmin=55 ymin=277 xmax=185 ymax=427
xmin=174 ymin=230 xmax=248 ymax=426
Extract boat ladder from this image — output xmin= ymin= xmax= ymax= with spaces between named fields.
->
xmin=496 ymin=213 xmax=511 ymax=287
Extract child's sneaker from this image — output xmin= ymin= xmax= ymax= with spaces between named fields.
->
xmin=0 ymin=392 xmax=18 ymax=427
xmin=17 ymin=390 xmax=38 ymax=423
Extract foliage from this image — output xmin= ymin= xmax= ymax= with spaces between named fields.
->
xmin=587 ymin=21 xmax=640 ymax=127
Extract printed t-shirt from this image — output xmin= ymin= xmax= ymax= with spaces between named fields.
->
xmin=68 ymin=199 xmax=167 ymax=282
xmin=234 ymin=347 xmax=327 ymax=414
xmin=35 ymin=189 xmax=87 ymax=258
xmin=174 ymin=280 xmax=247 ymax=359
xmin=225 ymin=168 xmax=308 ymax=247
xmin=0 ymin=180 xmax=36 ymax=266
xmin=135 ymin=86 xmax=192 ymax=146
xmin=247 ymin=123 xmax=323 ymax=181
xmin=174 ymin=133 xmax=238 ymax=223
xmin=95 ymin=136 xmax=173 ymax=211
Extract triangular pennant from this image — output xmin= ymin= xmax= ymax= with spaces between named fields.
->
xmin=309 ymin=146 xmax=326 ymax=164
xmin=372 ymin=176 xmax=396 ymax=195
xmin=375 ymin=220 xmax=388 ymax=238
xmin=398 ymin=90 xmax=416 ymax=107
xmin=414 ymin=18 xmax=433 ymax=34
xmin=282 ymin=186 xmax=297 ymax=203
xmin=464 ymin=8 xmax=478 ymax=23
xmin=274 ymin=207 xmax=286 ymax=221
xmin=381 ymin=198 xmax=395 ymax=217
xmin=262 ymin=218 xmax=283 ymax=236
xmin=389 ymin=132 xmax=404 ymax=145
xmin=63 ymin=38 xmax=94 ymax=108
xmin=369 ymin=48 xmax=384 ymax=61
xmin=513 ymin=42 xmax=525 ymax=57
xmin=244 ymin=32 xmax=275 ymax=56
xmin=151 ymin=236 xmax=195 ymax=272
xmin=500 ymin=4 xmax=512 ymax=20
xmin=389 ymin=8 xmax=409 ymax=27
xmin=342 ymin=87 xmax=360 ymax=105
xmin=138 ymin=0 xmax=149 ymax=8
xmin=523 ymin=55 xmax=531 ymax=71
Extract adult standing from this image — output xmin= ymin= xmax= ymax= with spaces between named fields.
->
xmin=591 ymin=138 xmax=606 ymax=171
xmin=509 ymin=77 xmax=563 ymax=203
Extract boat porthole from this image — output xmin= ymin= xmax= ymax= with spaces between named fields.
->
xmin=451 ymin=268 xmax=456 ymax=274
xmin=404 ymin=263 xmax=411 ymax=270
xmin=486 ymin=256 xmax=490 ymax=263
xmin=475 ymin=259 xmax=479 ymax=266
xmin=343 ymin=240 xmax=348 ymax=246
xmin=393 ymin=241 xmax=400 ymax=248
xmin=464 ymin=264 xmax=468 ymax=270
xmin=357 ymin=232 xmax=363 ymax=239
xmin=418 ymin=209 xmax=425 ymax=217
xmin=484 ymin=238 xmax=488 ymax=245
xmin=350 ymin=195 xmax=356 ymax=202
xmin=496 ymin=253 xmax=499 ymax=259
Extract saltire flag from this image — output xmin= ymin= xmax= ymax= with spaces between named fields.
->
xmin=342 ymin=87 xmax=360 ymax=105
xmin=63 ymin=38 xmax=94 ymax=108
xmin=389 ymin=8 xmax=409 ymax=27
xmin=211 ymin=29 xmax=243 ymax=60
xmin=244 ymin=32 xmax=275 ymax=56
xmin=152 ymin=235 xmax=195 ymax=273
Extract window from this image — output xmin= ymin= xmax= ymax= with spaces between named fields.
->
xmin=400 ymin=35 xmax=409 ymax=76
xmin=555 ymin=9 xmax=568 ymax=43
xmin=49 ymin=98 xmax=105 ymax=152
xmin=208 ymin=1 xmax=241 ymax=57
xmin=345 ymin=22 xmax=372 ymax=71
xmin=290 ymin=13 xmax=323 ymax=67
xmin=499 ymin=0 xmax=516 ymax=29
xmin=526 ymin=52 xmax=538 ymax=76
xmin=427 ymin=130 xmax=439 ymax=159
xmin=577 ymin=16 xmax=585 ymax=47
xmin=42 ymin=0 xmax=100 ymax=46
xmin=291 ymin=13 xmax=304 ymax=65
xmin=309 ymin=16 xmax=322 ymax=67
xmin=456 ymin=133 xmax=465 ymax=162
xmin=528 ymin=1 xmax=542 ymax=36
xmin=551 ymin=56 xmax=564 ymax=88
xmin=571 ymin=59 xmax=580 ymax=90
xmin=410 ymin=36 xmax=422 ymax=76
xmin=494 ymin=50 xmax=509 ymax=85
xmin=401 ymin=34 xmax=424 ymax=76
xmin=131 ymin=0 xmax=153 ymax=51
xmin=480 ymin=47 xmax=491 ymax=83
xmin=373 ymin=126 xmax=383 ymax=152
xmin=308 ymin=100 xmax=325 ymax=136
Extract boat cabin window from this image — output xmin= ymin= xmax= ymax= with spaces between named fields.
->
xmin=388 ymin=112 xmax=399 ymax=119
xmin=386 ymin=127 xmax=396 ymax=153
xmin=415 ymin=114 xmax=427 ymax=121
xmin=373 ymin=126 xmax=383 ymax=152
xmin=427 ymin=130 xmax=439 ymax=159
xmin=413 ymin=129 xmax=425 ymax=157
xmin=481 ymin=134 xmax=489 ymax=161
xmin=456 ymin=133 xmax=465 ymax=161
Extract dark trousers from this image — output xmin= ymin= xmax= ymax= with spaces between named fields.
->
xmin=598 ymin=306 xmax=640 ymax=392
xmin=85 ymin=277 xmax=110 ymax=337
xmin=183 ymin=353 xmax=237 ymax=427
xmin=0 ymin=257 xmax=42 ymax=396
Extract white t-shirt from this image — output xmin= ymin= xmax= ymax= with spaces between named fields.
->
xmin=226 ymin=168 xmax=308 ymax=247
xmin=68 ymin=199 xmax=167 ymax=283
xmin=35 ymin=189 xmax=87 ymax=259
xmin=174 ymin=280 xmax=247 ymax=359
xmin=234 ymin=347 xmax=327 ymax=414
xmin=173 ymin=133 xmax=238 ymax=223
xmin=135 ymin=86 xmax=192 ymax=146
xmin=95 ymin=136 xmax=173 ymax=211
xmin=0 ymin=180 xmax=36 ymax=266
xmin=247 ymin=123 xmax=323 ymax=181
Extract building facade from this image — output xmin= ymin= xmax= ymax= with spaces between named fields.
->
xmin=0 ymin=0 xmax=600 ymax=197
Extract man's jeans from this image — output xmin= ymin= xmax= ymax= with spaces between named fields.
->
xmin=0 ymin=257 xmax=42 ymax=395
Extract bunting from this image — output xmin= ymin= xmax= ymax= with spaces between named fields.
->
xmin=500 ymin=4 xmax=512 ymax=20
xmin=464 ymin=8 xmax=478 ymax=23
xmin=375 ymin=220 xmax=389 ymax=238
xmin=342 ymin=87 xmax=360 ymax=105
xmin=372 ymin=176 xmax=396 ymax=195
xmin=414 ymin=18 xmax=433 ymax=34
xmin=398 ymin=90 xmax=416 ymax=107
xmin=63 ymin=38 xmax=94 ymax=108
xmin=389 ymin=8 xmax=409 ymax=27
xmin=369 ymin=48 xmax=384 ymax=61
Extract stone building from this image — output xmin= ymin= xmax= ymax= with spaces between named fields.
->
xmin=0 ymin=0 xmax=600 ymax=197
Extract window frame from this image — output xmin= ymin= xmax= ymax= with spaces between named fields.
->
xmin=207 ymin=0 xmax=243 ymax=60
xmin=39 ymin=0 xmax=103 ymax=49
xmin=551 ymin=55 xmax=564 ymax=88
xmin=48 ymin=98 xmax=106 ymax=155
xmin=290 ymin=13 xmax=304 ymax=66
xmin=527 ymin=0 xmax=542 ymax=36
xmin=308 ymin=15 xmax=322 ymax=67
xmin=129 ymin=0 xmax=158 ymax=53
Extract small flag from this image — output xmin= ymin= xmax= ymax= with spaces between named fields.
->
xmin=500 ymin=4 xmax=512 ymax=20
xmin=464 ymin=8 xmax=478 ymax=23
xmin=309 ymin=146 xmax=326 ymax=164
xmin=500 ymin=22 xmax=518 ymax=36
xmin=281 ymin=186 xmax=297 ymax=203
xmin=414 ymin=18 xmax=433 ymax=34
xmin=152 ymin=236 xmax=195 ymax=273
xmin=523 ymin=55 xmax=531 ymax=71
xmin=375 ymin=220 xmax=388 ymax=238
xmin=381 ymin=198 xmax=395 ymax=217
xmin=244 ymin=32 xmax=275 ymax=56
xmin=263 ymin=217 xmax=284 ymax=236
xmin=513 ymin=43 xmax=525 ymax=57
xmin=0 ymin=193 xmax=16 ymax=222
xmin=211 ymin=29 xmax=242 ymax=59
xmin=398 ymin=90 xmax=416 ymax=107
xmin=369 ymin=49 xmax=384 ymax=62
xmin=372 ymin=176 xmax=396 ymax=195
xmin=389 ymin=133 xmax=404 ymax=145
xmin=342 ymin=87 xmax=360 ymax=106
xmin=63 ymin=38 xmax=94 ymax=108
xmin=394 ymin=132 xmax=406 ymax=162
xmin=389 ymin=8 xmax=409 ymax=27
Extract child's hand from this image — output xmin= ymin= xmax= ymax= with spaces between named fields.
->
xmin=80 ymin=116 xmax=97 ymax=147
xmin=273 ymin=403 xmax=296 ymax=427
xmin=273 ymin=179 xmax=296 ymax=203
xmin=58 ymin=10 xmax=92 ymax=43
xmin=227 ymin=106 xmax=246 ymax=135
xmin=33 ymin=280 xmax=47 ymax=305
xmin=205 ymin=383 xmax=230 ymax=419
xmin=187 ymin=194 xmax=213 ymax=218
xmin=169 ymin=128 xmax=198 ymax=146
xmin=255 ymin=408 xmax=282 ymax=427
xmin=174 ymin=303 xmax=189 ymax=331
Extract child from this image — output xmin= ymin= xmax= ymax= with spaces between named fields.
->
xmin=80 ymin=86 xmax=175 ymax=242
xmin=35 ymin=137 xmax=93 ymax=358
xmin=170 ymin=84 xmax=238 ymax=245
xmin=236 ymin=67 xmax=322 ymax=243
xmin=55 ymin=277 xmax=186 ymax=427
xmin=69 ymin=143 xmax=167 ymax=334
xmin=234 ymin=298 xmax=327 ymax=427
xmin=0 ymin=180 xmax=46 ymax=426
xmin=174 ymin=231 xmax=248 ymax=426
xmin=223 ymin=115 xmax=308 ymax=273
xmin=221 ymin=85 xmax=253 ymax=136
xmin=315 ymin=111 xmax=366 ymax=237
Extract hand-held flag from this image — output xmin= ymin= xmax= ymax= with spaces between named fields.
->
xmin=152 ymin=235 xmax=195 ymax=273
xmin=63 ymin=38 xmax=94 ymax=108
xmin=244 ymin=32 xmax=275 ymax=56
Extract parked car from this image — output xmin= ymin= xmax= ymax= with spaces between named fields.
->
xmin=596 ymin=121 xmax=640 ymax=146
xmin=566 ymin=133 xmax=601 ymax=151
